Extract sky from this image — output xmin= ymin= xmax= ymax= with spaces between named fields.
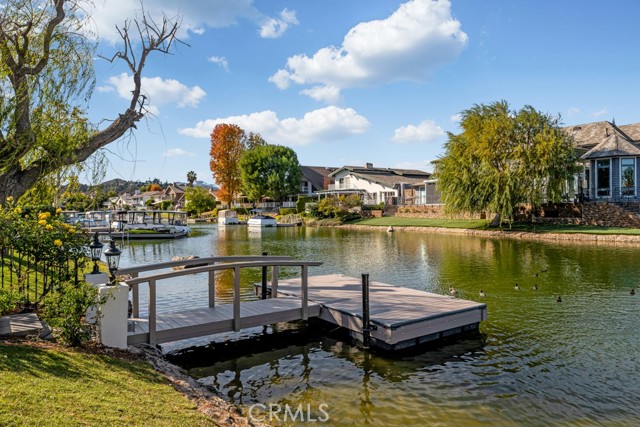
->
xmin=85 ymin=0 xmax=640 ymax=185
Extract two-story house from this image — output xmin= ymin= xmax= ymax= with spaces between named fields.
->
xmin=324 ymin=163 xmax=431 ymax=206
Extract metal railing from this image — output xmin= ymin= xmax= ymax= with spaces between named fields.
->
xmin=0 ymin=244 xmax=82 ymax=305
xmin=119 ymin=256 xmax=323 ymax=345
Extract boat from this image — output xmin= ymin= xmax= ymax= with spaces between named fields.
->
xmin=111 ymin=210 xmax=191 ymax=238
xmin=247 ymin=209 xmax=277 ymax=227
xmin=217 ymin=209 xmax=239 ymax=225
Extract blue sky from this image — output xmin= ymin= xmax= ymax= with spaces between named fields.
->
xmin=86 ymin=0 xmax=640 ymax=185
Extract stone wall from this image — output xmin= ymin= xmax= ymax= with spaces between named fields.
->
xmin=397 ymin=202 xmax=640 ymax=228
xmin=396 ymin=205 xmax=486 ymax=220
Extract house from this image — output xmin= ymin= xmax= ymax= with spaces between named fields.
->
xmin=299 ymin=166 xmax=337 ymax=196
xmin=566 ymin=121 xmax=640 ymax=201
xmin=129 ymin=190 xmax=164 ymax=208
xmin=322 ymin=163 xmax=432 ymax=205
xmin=163 ymin=183 xmax=188 ymax=209
xmin=404 ymin=179 xmax=442 ymax=205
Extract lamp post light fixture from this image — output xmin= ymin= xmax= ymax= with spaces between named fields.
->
xmin=103 ymin=239 xmax=122 ymax=285
xmin=89 ymin=232 xmax=104 ymax=274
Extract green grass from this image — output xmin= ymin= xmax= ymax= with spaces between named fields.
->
xmin=351 ymin=217 xmax=640 ymax=235
xmin=0 ymin=343 xmax=216 ymax=427
xmin=353 ymin=217 xmax=490 ymax=229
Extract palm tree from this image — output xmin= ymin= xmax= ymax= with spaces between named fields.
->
xmin=186 ymin=171 xmax=197 ymax=187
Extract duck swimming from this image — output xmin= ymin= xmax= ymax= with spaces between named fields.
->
xmin=514 ymin=283 xmax=520 ymax=291
xmin=533 ymin=284 xmax=539 ymax=290
xmin=556 ymin=296 xmax=562 ymax=303
xmin=479 ymin=290 xmax=486 ymax=297
xmin=449 ymin=287 xmax=458 ymax=296
xmin=631 ymin=289 xmax=636 ymax=296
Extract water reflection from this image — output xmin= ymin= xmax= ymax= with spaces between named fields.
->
xmin=118 ymin=225 xmax=640 ymax=426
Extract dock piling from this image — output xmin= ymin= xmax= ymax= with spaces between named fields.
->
xmin=261 ymin=252 xmax=268 ymax=299
xmin=362 ymin=273 xmax=372 ymax=348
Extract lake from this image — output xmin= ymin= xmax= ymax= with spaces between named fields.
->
xmin=118 ymin=224 xmax=640 ymax=426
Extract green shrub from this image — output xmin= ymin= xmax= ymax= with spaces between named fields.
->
xmin=279 ymin=207 xmax=297 ymax=216
xmin=233 ymin=207 xmax=250 ymax=215
xmin=362 ymin=203 xmax=384 ymax=211
xmin=296 ymin=196 xmax=314 ymax=214
xmin=0 ymin=289 xmax=21 ymax=316
xmin=41 ymin=281 xmax=100 ymax=347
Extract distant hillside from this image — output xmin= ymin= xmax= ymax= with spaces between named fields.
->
xmin=75 ymin=179 xmax=217 ymax=195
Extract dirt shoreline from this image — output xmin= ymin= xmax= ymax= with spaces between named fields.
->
xmin=333 ymin=224 xmax=640 ymax=245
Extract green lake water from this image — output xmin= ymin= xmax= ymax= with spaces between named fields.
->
xmin=118 ymin=225 xmax=640 ymax=426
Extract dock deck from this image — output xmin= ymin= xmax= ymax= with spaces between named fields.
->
xmin=127 ymin=296 xmax=321 ymax=345
xmin=275 ymin=274 xmax=487 ymax=350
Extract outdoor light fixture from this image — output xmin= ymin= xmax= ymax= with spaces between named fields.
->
xmin=89 ymin=232 xmax=104 ymax=274
xmin=103 ymin=239 xmax=122 ymax=285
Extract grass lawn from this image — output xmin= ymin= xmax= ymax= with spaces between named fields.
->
xmin=353 ymin=217 xmax=490 ymax=229
xmin=351 ymin=217 xmax=640 ymax=235
xmin=0 ymin=342 xmax=216 ymax=427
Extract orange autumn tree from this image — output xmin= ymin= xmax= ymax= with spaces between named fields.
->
xmin=209 ymin=124 xmax=265 ymax=206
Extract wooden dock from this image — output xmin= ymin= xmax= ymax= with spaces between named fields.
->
xmin=119 ymin=257 xmax=487 ymax=350
xmin=273 ymin=274 xmax=487 ymax=350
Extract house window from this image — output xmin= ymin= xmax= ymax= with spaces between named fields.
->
xmin=596 ymin=159 xmax=611 ymax=197
xmin=621 ymin=158 xmax=635 ymax=196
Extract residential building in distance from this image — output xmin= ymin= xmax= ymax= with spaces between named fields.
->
xmin=322 ymin=163 xmax=432 ymax=206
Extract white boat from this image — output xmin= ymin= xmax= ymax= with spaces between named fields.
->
xmin=247 ymin=209 xmax=277 ymax=227
xmin=111 ymin=210 xmax=191 ymax=238
xmin=217 ymin=209 xmax=239 ymax=225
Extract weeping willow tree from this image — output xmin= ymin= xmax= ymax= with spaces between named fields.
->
xmin=434 ymin=100 xmax=577 ymax=226
xmin=0 ymin=0 xmax=182 ymax=204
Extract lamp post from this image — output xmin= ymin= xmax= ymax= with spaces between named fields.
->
xmin=89 ymin=232 xmax=104 ymax=274
xmin=103 ymin=239 xmax=122 ymax=285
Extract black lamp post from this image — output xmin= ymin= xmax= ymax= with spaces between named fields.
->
xmin=89 ymin=232 xmax=104 ymax=274
xmin=103 ymin=239 xmax=122 ymax=285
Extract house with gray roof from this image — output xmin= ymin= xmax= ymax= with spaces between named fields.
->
xmin=566 ymin=121 xmax=640 ymax=201
xmin=322 ymin=163 xmax=431 ymax=205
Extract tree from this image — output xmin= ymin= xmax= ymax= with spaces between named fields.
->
xmin=0 ymin=0 xmax=182 ymax=203
xmin=239 ymin=144 xmax=301 ymax=204
xmin=209 ymin=124 xmax=265 ymax=206
xmin=186 ymin=170 xmax=197 ymax=187
xmin=184 ymin=186 xmax=216 ymax=216
xmin=434 ymin=100 xmax=576 ymax=226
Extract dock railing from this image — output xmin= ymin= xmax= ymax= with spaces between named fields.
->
xmin=118 ymin=256 xmax=322 ymax=345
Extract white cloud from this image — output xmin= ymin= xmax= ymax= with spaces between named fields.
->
xmin=164 ymin=148 xmax=195 ymax=158
xmin=208 ymin=56 xmax=229 ymax=71
xmin=179 ymin=106 xmax=370 ymax=146
xmin=592 ymin=108 xmax=608 ymax=117
xmin=90 ymin=0 xmax=293 ymax=44
xmin=566 ymin=107 xmax=581 ymax=117
xmin=450 ymin=113 xmax=462 ymax=122
xmin=300 ymin=85 xmax=342 ymax=104
xmin=259 ymin=8 xmax=299 ymax=38
xmin=269 ymin=0 xmax=467 ymax=103
xmin=392 ymin=119 xmax=445 ymax=143
xmin=102 ymin=73 xmax=206 ymax=113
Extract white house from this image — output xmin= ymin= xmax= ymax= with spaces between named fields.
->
xmin=323 ymin=163 xmax=431 ymax=205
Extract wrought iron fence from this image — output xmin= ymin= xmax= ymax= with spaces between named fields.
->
xmin=0 ymin=243 xmax=83 ymax=306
